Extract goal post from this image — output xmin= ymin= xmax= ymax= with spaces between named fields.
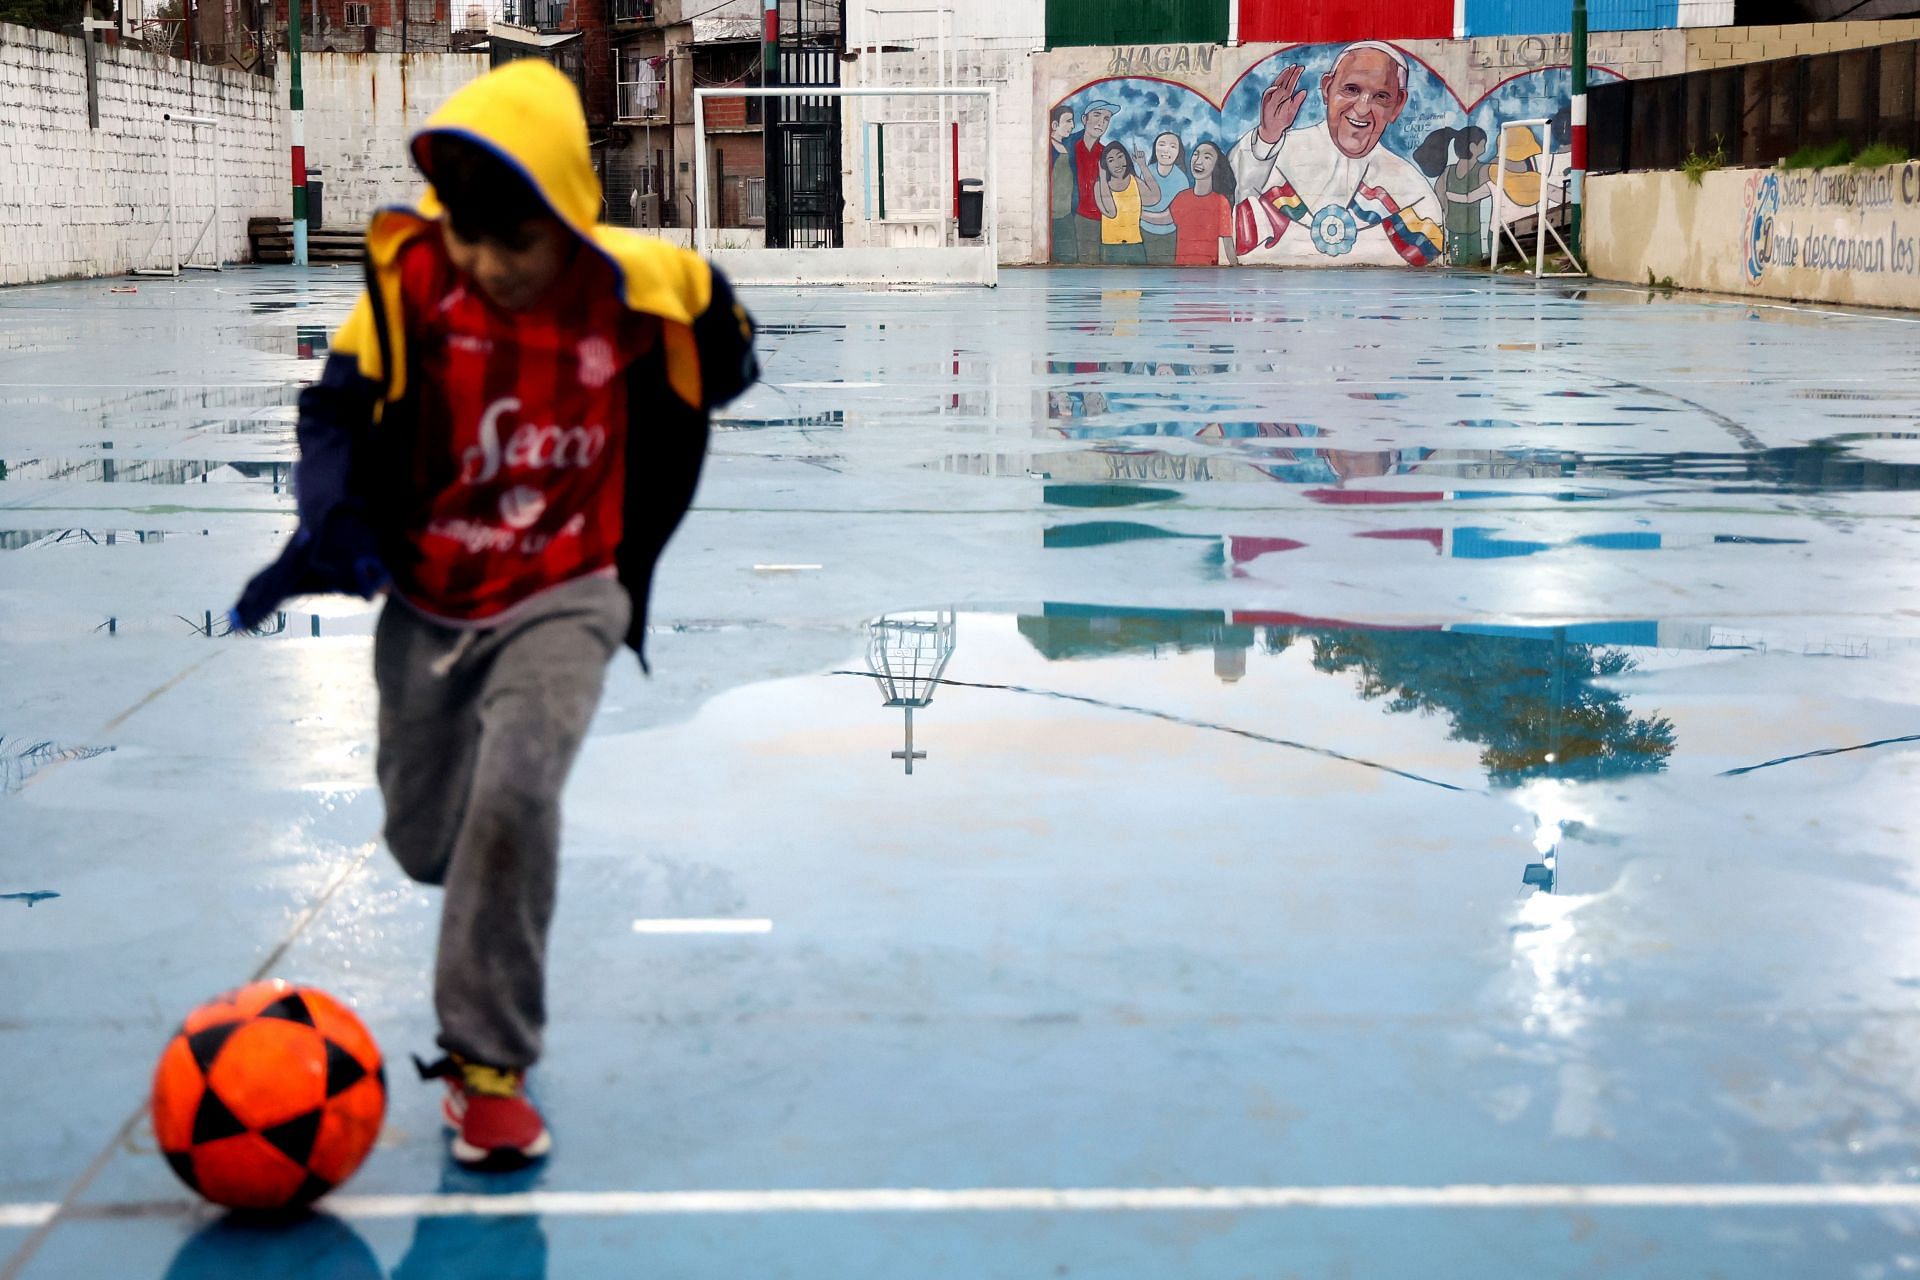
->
xmin=134 ymin=113 xmax=224 ymax=277
xmin=693 ymin=84 xmax=999 ymax=287
xmin=1490 ymin=116 xmax=1585 ymax=279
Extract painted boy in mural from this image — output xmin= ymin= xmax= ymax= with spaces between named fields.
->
xmin=1230 ymin=41 xmax=1444 ymax=266
xmin=1056 ymin=100 xmax=1120 ymax=264
xmin=1049 ymin=105 xmax=1079 ymax=263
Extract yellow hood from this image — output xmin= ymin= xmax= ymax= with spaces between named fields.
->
xmin=412 ymin=59 xmax=603 ymax=242
xmin=344 ymin=60 xmax=715 ymax=407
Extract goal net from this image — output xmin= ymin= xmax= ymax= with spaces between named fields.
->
xmin=693 ymin=85 xmax=999 ymax=287
xmin=134 ymin=113 xmax=224 ymax=277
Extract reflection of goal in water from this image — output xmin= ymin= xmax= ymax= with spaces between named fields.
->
xmin=134 ymin=113 xmax=224 ymax=277
xmin=694 ymin=86 xmax=998 ymax=287
xmin=865 ymin=611 xmax=957 ymax=775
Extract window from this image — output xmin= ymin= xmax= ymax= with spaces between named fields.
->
xmin=344 ymin=2 xmax=369 ymax=23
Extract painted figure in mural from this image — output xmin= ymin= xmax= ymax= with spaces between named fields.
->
xmin=1061 ymin=100 xmax=1120 ymax=265
xmin=1168 ymin=140 xmax=1238 ymax=267
xmin=1500 ymin=124 xmax=1546 ymax=207
xmin=1137 ymin=132 xmax=1189 ymax=266
xmin=1095 ymin=143 xmax=1157 ymax=265
xmin=1229 ymin=43 xmax=1444 ymax=266
xmin=1415 ymin=125 xmax=1492 ymax=266
xmin=1049 ymin=105 xmax=1079 ymax=264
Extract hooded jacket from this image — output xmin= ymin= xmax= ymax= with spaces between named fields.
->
xmin=230 ymin=61 xmax=758 ymax=667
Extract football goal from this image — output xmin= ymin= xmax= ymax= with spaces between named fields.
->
xmin=1489 ymin=116 xmax=1585 ymax=278
xmin=693 ymin=84 xmax=999 ymax=287
xmin=134 ymin=113 xmax=224 ymax=277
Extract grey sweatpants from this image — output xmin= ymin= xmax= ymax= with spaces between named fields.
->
xmin=373 ymin=573 xmax=630 ymax=1070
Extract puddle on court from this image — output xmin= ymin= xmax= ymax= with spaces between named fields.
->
xmin=629 ymin=602 xmax=1920 ymax=917
xmin=0 ymin=459 xmax=290 ymax=486
xmin=947 ymin=437 xmax=1920 ymax=500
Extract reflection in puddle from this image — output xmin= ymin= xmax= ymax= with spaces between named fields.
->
xmin=3 ymin=735 xmax=115 ymax=795
xmin=854 ymin=607 xmax=1679 ymax=792
xmin=954 ymin=438 xmax=1920 ymax=500
xmin=0 ymin=529 xmax=186 ymax=551
xmin=0 ymin=459 xmax=289 ymax=488
xmin=864 ymin=612 xmax=958 ymax=775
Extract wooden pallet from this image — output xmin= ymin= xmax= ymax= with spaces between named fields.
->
xmin=248 ymin=217 xmax=365 ymax=265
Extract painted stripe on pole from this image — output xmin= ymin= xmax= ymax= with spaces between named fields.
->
xmin=1570 ymin=94 xmax=1589 ymax=173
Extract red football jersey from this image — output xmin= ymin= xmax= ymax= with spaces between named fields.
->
xmin=386 ymin=234 xmax=660 ymax=623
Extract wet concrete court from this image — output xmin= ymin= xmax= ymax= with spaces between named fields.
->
xmin=3 ymin=266 xmax=1920 ymax=1277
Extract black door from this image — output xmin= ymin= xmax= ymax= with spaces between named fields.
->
xmin=766 ymin=43 xmax=842 ymax=250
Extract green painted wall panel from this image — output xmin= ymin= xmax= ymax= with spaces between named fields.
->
xmin=1046 ymin=0 xmax=1229 ymax=48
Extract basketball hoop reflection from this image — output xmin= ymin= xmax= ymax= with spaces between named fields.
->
xmin=865 ymin=611 xmax=957 ymax=775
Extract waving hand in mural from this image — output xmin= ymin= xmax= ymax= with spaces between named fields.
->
xmin=1258 ymin=64 xmax=1309 ymax=147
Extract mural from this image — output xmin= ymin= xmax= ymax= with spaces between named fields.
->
xmin=1048 ymin=42 xmax=1621 ymax=268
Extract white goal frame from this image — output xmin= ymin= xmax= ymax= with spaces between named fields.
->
xmin=693 ymin=85 xmax=999 ymax=287
xmin=1490 ymin=117 xmax=1585 ymax=279
xmin=135 ymin=112 xmax=223 ymax=277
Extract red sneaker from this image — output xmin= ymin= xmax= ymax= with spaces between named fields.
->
xmin=416 ymin=1054 xmax=552 ymax=1169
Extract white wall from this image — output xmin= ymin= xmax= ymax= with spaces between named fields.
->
xmin=1589 ymin=164 xmax=1920 ymax=310
xmin=840 ymin=46 xmax=1040 ymax=264
xmin=0 ymin=22 xmax=281 ymax=286
xmin=275 ymin=52 xmax=486 ymax=229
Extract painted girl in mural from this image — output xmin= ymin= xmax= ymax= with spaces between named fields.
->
xmin=1230 ymin=44 xmax=1444 ymax=266
xmin=1168 ymin=140 xmax=1237 ymax=267
xmin=1415 ymin=125 xmax=1492 ymax=266
xmin=1137 ymin=132 xmax=1189 ymax=267
xmin=1049 ymin=105 xmax=1079 ymax=264
xmin=1095 ymin=143 xmax=1157 ymax=266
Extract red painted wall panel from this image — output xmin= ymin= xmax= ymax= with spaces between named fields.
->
xmin=1238 ymin=0 xmax=1451 ymax=42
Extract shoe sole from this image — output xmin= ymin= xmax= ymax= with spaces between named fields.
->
xmin=451 ymin=1128 xmax=552 ymax=1169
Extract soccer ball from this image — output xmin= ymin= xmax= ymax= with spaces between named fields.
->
xmin=152 ymin=980 xmax=386 ymax=1210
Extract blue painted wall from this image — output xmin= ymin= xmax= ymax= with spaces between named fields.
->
xmin=1464 ymin=0 xmax=1676 ymax=35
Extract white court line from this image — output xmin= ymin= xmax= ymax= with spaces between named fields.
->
xmin=632 ymin=918 xmax=774 ymax=935
xmin=11 ymin=1185 xmax=1920 ymax=1227
xmin=24 ymin=1185 xmax=1920 ymax=1226
xmin=321 ymin=1185 xmax=1920 ymax=1217
xmin=751 ymin=564 xmax=823 ymax=572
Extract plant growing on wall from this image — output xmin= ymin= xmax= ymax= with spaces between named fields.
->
xmin=1851 ymin=142 xmax=1910 ymax=168
xmin=1682 ymin=135 xmax=1727 ymax=186
xmin=1780 ymin=139 xmax=1853 ymax=170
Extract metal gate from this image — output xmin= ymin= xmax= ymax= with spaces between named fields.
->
xmin=766 ymin=43 xmax=843 ymax=249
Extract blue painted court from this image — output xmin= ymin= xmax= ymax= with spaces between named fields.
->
xmin=4 ymin=268 xmax=1920 ymax=1277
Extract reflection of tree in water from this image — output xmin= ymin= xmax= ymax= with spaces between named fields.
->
xmin=1293 ymin=629 xmax=1675 ymax=786
xmin=1016 ymin=606 xmax=1676 ymax=786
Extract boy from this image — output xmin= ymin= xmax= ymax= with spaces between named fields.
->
xmin=230 ymin=61 xmax=758 ymax=1168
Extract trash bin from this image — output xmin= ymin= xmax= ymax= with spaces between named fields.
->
xmin=957 ymin=178 xmax=983 ymax=240
xmin=306 ymin=168 xmax=324 ymax=232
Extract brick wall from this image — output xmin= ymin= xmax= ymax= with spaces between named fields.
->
xmin=704 ymin=95 xmax=752 ymax=129
xmin=710 ymin=132 xmax=762 ymax=227
xmin=276 ymin=52 xmax=486 ymax=227
xmin=1687 ymin=18 xmax=1920 ymax=67
xmin=0 ymin=22 xmax=282 ymax=286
